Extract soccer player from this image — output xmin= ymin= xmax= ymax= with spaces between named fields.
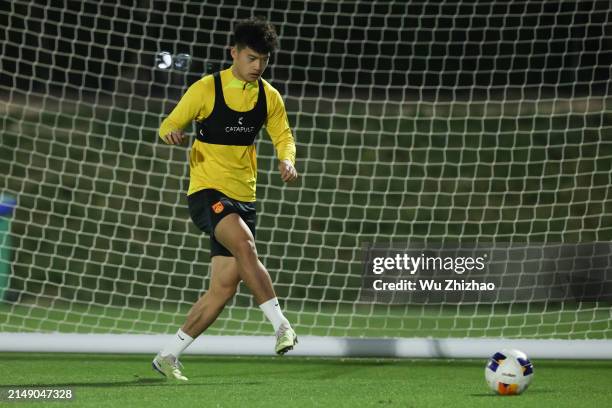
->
xmin=152 ymin=17 xmax=298 ymax=381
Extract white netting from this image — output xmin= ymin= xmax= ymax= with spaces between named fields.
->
xmin=0 ymin=0 xmax=610 ymax=342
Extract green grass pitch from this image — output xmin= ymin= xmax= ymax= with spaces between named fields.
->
xmin=1 ymin=353 xmax=610 ymax=407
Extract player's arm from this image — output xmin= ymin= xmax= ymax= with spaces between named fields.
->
xmin=266 ymin=88 xmax=297 ymax=183
xmin=159 ymin=80 xmax=207 ymax=145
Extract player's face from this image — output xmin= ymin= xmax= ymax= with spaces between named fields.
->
xmin=231 ymin=46 xmax=269 ymax=82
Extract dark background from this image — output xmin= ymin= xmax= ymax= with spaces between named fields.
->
xmin=2 ymin=0 xmax=611 ymax=100
xmin=0 ymin=0 xmax=610 ymax=313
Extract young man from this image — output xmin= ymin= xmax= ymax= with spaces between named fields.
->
xmin=152 ymin=17 xmax=298 ymax=381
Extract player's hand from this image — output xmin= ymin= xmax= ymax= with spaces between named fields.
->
xmin=278 ymin=159 xmax=298 ymax=183
xmin=162 ymin=130 xmax=185 ymax=145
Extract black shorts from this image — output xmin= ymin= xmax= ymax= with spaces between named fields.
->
xmin=187 ymin=188 xmax=256 ymax=258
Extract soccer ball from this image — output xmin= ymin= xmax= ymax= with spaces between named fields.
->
xmin=485 ymin=348 xmax=534 ymax=395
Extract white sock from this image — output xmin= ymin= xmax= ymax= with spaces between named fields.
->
xmin=259 ymin=297 xmax=290 ymax=332
xmin=160 ymin=328 xmax=195 ymax=358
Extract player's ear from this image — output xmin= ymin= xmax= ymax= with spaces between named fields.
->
xmin=230 ymin=46 xmax=238 ymax=60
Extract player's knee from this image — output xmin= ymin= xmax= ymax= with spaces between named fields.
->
xmin=231 ymin=238 xmax=257 ymax=260
xmin=210 ymin=281 xmax=237 ymax=301
xmin=221 ymin=284 xmax=238 ymax=300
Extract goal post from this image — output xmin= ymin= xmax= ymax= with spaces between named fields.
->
xmin=0 ymin=1 xmax=610 ymax=357
xmin=2 ymin=333 xmax=612 ymax=359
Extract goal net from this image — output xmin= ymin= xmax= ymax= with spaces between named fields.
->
xmin=1 ymin=0 xmax=610 ymax=357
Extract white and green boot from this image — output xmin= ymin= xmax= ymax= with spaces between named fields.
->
xmin=152 ymin=353 xmax=188 ymax=381
xmin=275 ymin=324 xmax=298 ymax=355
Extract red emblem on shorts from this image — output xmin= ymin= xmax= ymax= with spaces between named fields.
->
xmin=212 ymin=201 xmax=224 ymax=214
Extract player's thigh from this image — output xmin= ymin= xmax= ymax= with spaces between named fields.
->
xmin=213 ymin=213 xmax=256 ymax=256
xmin=210 ymin=255 xmax=241 ymax=291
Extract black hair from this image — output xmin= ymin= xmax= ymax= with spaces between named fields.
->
xmin=233 ymin=17 xmax=278 ymax=54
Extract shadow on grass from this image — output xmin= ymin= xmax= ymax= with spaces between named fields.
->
xmin=0 ymin=377 xmax=263 ymax=388
xmin=470 ymin=389 xmax=557 ymax=397
xmin=0 ymin=353 xmax=471 ymax=366
xmin=2 ymin=353 xmax=611 ymax=370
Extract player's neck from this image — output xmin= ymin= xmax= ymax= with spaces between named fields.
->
xmin=230 ymin=65 xmax=254 ymax=85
